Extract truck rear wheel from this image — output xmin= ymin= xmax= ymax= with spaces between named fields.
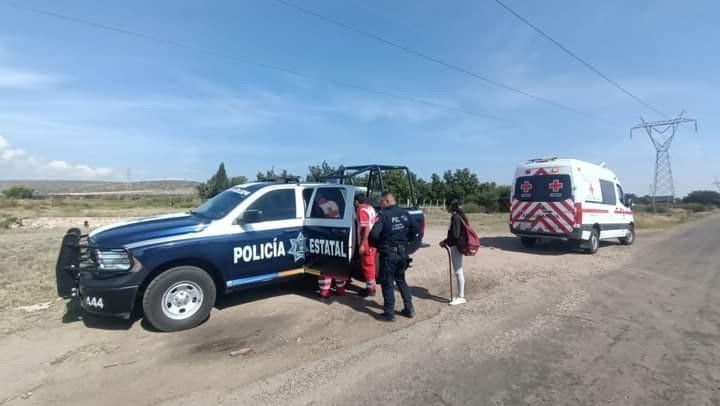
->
xmin=520 ymin=237 xmax=538 ymax=248
xmin=142 ymin=266 xmax=216 ymax=332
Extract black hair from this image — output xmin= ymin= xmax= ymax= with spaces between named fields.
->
xmin=355 ymin=194 xmax=367 ymax=204
xmin=447 ymin=199 xmax=468 ymax=223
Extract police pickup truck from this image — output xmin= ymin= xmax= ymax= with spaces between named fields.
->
xmin=56 ymin=165 xmax=424 ymax=331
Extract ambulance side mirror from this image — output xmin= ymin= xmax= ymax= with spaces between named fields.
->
xmin=624 ymin=197 xmax=633 ymax=207
xmin=240 ymin=209 xmax=263 ymax=224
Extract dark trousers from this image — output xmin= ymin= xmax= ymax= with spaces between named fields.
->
xmin=379 ymin=253 xmax=413 ymax=314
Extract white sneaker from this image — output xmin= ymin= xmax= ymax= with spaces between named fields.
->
xmin=449 ymin=297 xmax=466 ymax=306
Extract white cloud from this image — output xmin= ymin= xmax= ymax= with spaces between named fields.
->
xmin=1 ymin=148 xmax=25 ymax=161
xmin=48 ymin=160 xmax=70 ymax=169
xmin=0 ymin=135 xmax=114 ymax=180
xmin=0 ymin=67 xmax=63 ymax=90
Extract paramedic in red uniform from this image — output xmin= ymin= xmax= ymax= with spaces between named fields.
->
xmin=355 ymin=194 xmax=377 ymax=296
xmin=315 ymin=191 xmax=348 ymax=298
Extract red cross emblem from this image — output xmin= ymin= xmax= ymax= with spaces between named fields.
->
xmin=548 ymin=179 xmax=564 ymax=193
xmin=520 ymin=181 xmax=533 ymax=194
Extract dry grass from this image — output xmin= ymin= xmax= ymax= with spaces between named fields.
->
xmin=0 ymin=228 xmax=67 ymax=335
xmin=0 ymin=196 xmax=196 ymax=219
xmin=634 ymin=208 xmax=714 ymax=230
xmin=423 ymin=208 xmax=508 ymax=234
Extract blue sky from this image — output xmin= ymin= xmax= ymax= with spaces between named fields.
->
xmin=0 ymin=0 xmax=718 ymax=195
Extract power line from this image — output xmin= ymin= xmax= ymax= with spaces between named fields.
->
xmin=0 ymin=1 xmax=514 ymax=124
xmin=273 ymin=0 xmax=616 ymax=126
xmin=494 ymin=0 xmax=669 ymax=119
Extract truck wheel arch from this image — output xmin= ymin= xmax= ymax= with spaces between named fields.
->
xmin=140 ymin=258 xmax=224 ymax=297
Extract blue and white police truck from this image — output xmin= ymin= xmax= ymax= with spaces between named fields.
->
xmin=56 ymin=165 xmax=424 ymax=331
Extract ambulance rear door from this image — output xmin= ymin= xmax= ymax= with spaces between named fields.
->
xmin=302 ymin=185 xmax=355 ymax=276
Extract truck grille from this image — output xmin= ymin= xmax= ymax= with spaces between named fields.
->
xmin=78 ymin=235 xmax=98 ymax=271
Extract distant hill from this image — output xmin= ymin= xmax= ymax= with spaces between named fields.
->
xmin=0 ymin=180 xmax=199 ymax=195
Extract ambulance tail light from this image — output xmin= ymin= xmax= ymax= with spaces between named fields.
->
xmin=574 ymin=202 xmax=583 ymax=227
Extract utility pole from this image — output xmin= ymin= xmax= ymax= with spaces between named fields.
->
xmin=631 ymin=113 xmax=697 ymax=206
xmin=126 ymin=168 xmax=131 ymax=194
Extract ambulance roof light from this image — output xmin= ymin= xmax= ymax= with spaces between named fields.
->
xmin=527 ymin=157 xmax=558 ymax=163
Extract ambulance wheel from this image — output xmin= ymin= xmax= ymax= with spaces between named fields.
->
xmin=142 ymin=266 xmax=216 ymax=332
xmin=520 ymin=237 xmax=537 ymax=249
xmin=585 ymin=229 xmax=600 ymax=254
xmin=619 ymin=226 xmax=635 ymax=245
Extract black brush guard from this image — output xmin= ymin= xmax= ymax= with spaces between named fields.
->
xmin=55 ymin=228 xmax=95 ymax=298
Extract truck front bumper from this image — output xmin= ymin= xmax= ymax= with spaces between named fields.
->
xmin=56 ymin=228 xmax=139 ymax=319
xmin=76 ymin=272 xmax=139 ymax=318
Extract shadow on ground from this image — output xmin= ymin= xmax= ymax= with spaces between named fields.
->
xmin=481 ymin=236 xmax=616 ymax=255
xmin=62 ymin=275 xmax=440 ymax=332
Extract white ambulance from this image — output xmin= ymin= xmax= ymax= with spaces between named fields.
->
xmin=509 ymin=158 xmax=634 ymax=254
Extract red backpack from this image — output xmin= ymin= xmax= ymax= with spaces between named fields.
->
xmin=458 ymin=217 xmax=480 ymax=256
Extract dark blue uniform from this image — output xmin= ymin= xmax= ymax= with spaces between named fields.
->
xmin=370 ymin=204 xmax=419 ymax=320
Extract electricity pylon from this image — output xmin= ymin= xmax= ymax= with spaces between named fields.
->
xmin=631 ymin=113 xmax=697 ymax=205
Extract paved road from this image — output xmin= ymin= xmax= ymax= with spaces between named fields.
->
xmin=317 ymin=216 xmax=720 ymax=405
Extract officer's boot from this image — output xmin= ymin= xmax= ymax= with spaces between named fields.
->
xmin=334 ymin=278 xmax=347 ymax=296
xmin=318 ymin=275 xmax=331 ymax=298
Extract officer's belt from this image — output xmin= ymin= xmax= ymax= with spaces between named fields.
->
xmin=380 ymin=244 xmax=408 ymax=255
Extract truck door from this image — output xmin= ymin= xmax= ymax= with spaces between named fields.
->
xmin=302 ymin=186 xmax=354 ymax=277
xmin=224 ymin=187 xmax=305 ymax=288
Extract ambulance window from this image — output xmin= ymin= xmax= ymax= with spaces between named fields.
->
xmin=310 ymin=188 xmax=346 ymax=219
xmin=599 ymin=180 xmax=617 ymax=205
xmin=247 ymin=189 xmax=297 ymax=221
xmin=616 ymin=184 xmax=624 ymax=204
xmin=514 ymin=175 xmax=571 ymax=202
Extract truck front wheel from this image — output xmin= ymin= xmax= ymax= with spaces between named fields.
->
xmin=142 ymin=266 xmax=216 ymax=332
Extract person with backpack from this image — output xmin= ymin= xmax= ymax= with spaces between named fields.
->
xmin=439 ymin=200 xmax=468 ymax=305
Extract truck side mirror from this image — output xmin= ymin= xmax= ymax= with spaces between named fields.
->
xmin=241 ymin=209 xmax=263 ymax=224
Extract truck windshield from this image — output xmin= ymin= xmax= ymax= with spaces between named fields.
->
xmin=190 ymin=185 xmax=264 ymax=220
xmin=514 ymin=175 xmax=572 ymax=202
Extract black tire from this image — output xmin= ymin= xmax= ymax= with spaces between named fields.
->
xmin=619 ymin=226 xmax=635 ymax=245
xmin=520 ymin=237 xmax=537 ymax=248
xmin=585 ymin=229 xmax=600 ymax=254
xmin=142 ymin=266 xmax=216 ymax=332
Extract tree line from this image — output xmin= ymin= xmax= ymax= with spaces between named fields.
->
xmin=197 ymin=161 xmax=512 ymax=212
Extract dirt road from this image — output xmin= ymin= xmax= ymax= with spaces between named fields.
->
xmin=1 ymin=217 xmax=717 ymax=405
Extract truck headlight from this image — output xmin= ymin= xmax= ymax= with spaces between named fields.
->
xmin=95 ymin=249 xmax=132 ymax=271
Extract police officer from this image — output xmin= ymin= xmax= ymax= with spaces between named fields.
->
xmin=370 ymin=192 xmax=420 ymax=322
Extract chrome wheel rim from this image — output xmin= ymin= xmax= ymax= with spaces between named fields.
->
xmin=592 ymin=234 xmax=599 ymax=250
xmin=161 ymin=281 xmax=204 ymax=320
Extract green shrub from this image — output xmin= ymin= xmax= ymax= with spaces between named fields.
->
xmin=675 ymin=203 xmax=709 ymax=213
xmin=462 ymin=202 xmax=486 ymax=213
xmin=2 ymin=185 xmax=34 ymax=199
